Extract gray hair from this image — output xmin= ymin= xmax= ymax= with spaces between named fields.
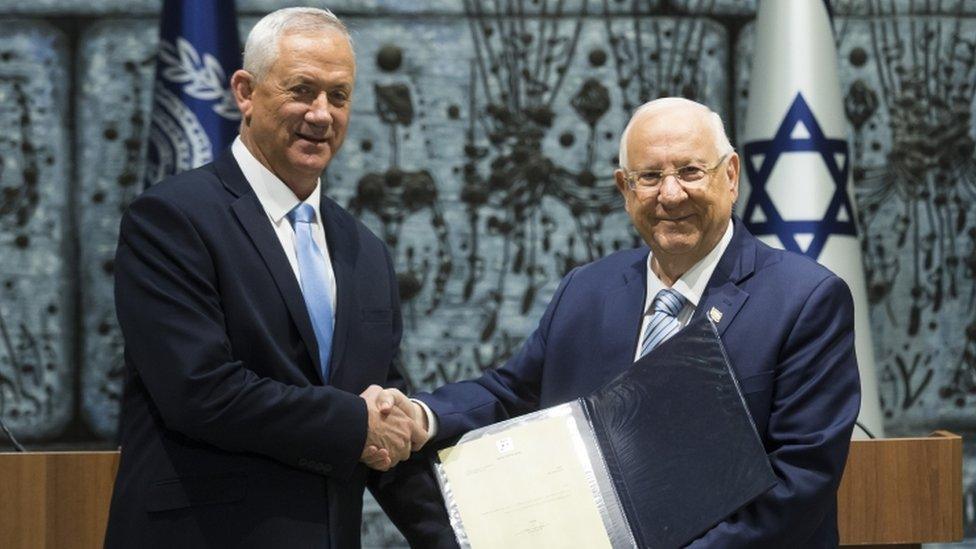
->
xmin=243 ymin=7 xmax=353 ymax=82
xmin=618 ymin=97 xmax=733 ymax=168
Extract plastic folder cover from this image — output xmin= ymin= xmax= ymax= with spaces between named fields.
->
xmin=435 ymin=402 xmax=636 ymax=548
xmin=583 ymin=317 xmax=776 ymax=547
xmin=435 ymin=317 xmax=776 ymax=548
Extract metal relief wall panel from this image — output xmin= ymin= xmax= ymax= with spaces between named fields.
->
xmin=241 ymin=0 xmax=602 ymax=15
xmin=732 ymin=22 xmax=751 ymax=135
xmin=0 ymin=21 xmax=71 ymax=439
xmin=671 ymin=0 xmax=976 ymax=16
xmin=0 ymin=0 xmax=631 ymax=16
xmin=602 ymin=15 xmax=730 ymax=117
xmin=77 ymin=20 xmax=157 ymax=438
xmin=668 ymin=0 xmax=756 ymax=16
xmin=0 ymin=1 xmax=157 ymax=15
xmin=835 ymin=16 xmax=976 ymax=432
xmin=836 ymin=0 xmax=976 ymax=16
xmin=2 ymin=1 xmax=976 ymax=18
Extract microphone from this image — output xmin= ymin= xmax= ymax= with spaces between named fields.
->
xmin=0 ymin=414 xmax=25 ymax=452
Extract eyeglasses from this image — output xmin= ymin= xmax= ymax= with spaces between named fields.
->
xmin=623 ymin=152 xmax=731 ymax=193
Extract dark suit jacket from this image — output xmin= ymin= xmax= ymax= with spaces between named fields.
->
xmin=418 ymin=218 xmax=860 ymax=547
xmin=105 ymin=151 xmax=451 ymax=548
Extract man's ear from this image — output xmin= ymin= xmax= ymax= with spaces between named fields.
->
xmin=614 ymin=168 xmax=634 ymax=213
xmin=230 ymin=70 xmax=255 ymax=120
xmin=726 ymin=152 xmax=740 ymax=201
xmin=614 ymin=168 xmax=629 ymax=195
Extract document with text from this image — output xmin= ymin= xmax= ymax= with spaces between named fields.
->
xmin=438 ymin=408 xmax=615 ymax=549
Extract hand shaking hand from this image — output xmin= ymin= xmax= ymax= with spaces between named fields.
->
xmin=359 ymin=385 xmax=430 ymax=471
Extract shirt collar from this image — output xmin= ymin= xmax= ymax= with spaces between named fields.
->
xmin=644 ymin=219 xmax=734 ymax=310
xmin=231 ymin=136 xmax=323 ymax=225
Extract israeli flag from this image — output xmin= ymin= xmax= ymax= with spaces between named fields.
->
xmin=144 ymin=0 xmax=241 ymax=187
xmin=740 ymin=0 xmax=884 ymax=437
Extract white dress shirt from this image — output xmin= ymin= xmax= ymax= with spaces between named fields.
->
xmin=633 ymin=219 xmax=734 ymax=361
xmin=231 ymin=137 xmax=337 ymax=322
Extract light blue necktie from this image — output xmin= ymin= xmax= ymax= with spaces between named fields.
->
xmin=637 ymin=288 xmax=687 ymax=360
xmin=287 ymin=203 xmax=334 ymax=381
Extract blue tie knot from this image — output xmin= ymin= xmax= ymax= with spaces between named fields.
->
xmin=652 ymin=288 xmax=685 ymax=317
xmin=287 ymin=203 xmax=316 ymax=226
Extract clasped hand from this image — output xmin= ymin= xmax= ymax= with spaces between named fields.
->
xmin=359 ymin=385 xmax=429 ymax=471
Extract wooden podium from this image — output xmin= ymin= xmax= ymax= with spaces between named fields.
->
xmin=0 ymin=433 xmax=965 ymax=548
xmin=0 ymin=451 xmax=119 ymax=549
xmin=838 ymin=431 xmax=964 ymax=547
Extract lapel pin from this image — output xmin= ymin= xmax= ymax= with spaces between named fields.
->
xmin=708 ymin=307 xmax=723 ymax=324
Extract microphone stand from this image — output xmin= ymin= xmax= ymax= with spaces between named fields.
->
xmin=0 ymin=414 xmax=25 ymax=452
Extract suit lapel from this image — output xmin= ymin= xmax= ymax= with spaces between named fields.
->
xmin=600 ymin=251 xmax=648 ymax=370
xmin=694 ymin=218 xmax=756 ymax=338
xmin=216 ymin=151 xmax=325 ymax=383
xmin=320 ymin=197 xmax=359 ymax=385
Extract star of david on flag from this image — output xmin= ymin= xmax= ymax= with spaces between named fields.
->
xmin=144 ymin=0 xmax=241 ymax=188
xmin=742 ymin=92 xmax=857 ymax=260
xmin=740 ymin=0 xmax=884 ymax=436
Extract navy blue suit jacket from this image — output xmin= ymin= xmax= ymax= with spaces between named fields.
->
xmin=418 ymin=218 xmax=860 ymax=547
xmin=105 ymin=151 xmax=451 ymax=548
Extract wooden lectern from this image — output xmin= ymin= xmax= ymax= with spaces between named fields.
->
xmin=0 ymin=451 xmax=119 ymax=549
xmin=838 ymin=431 xmax=964 ymax=548
xmin=0 ymin=433 xmax=965 ymax=548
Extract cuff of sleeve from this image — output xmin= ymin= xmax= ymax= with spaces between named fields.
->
xmin=412 ymin=398 xmax=438 ymax=439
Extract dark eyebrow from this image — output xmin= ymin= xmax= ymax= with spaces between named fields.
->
xmin=282 ymin=75 xmax=313 ymax=86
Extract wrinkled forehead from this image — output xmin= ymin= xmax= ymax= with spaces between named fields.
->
xmin=277 ymin=27 xmax=353 ymax=56
xmin=272 ymin=29 xmax=357 ymax=76
xmin=626 ymin=107 xmax=717 ymax=161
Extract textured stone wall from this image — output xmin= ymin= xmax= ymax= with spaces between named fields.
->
xmin=0 ymin=1 xmax=974 ymax=547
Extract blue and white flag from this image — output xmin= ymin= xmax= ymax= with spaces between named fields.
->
xmin=740 ymin=0 xmax=884 ymax=436
xmin=144 ymin=0 xmax=241 ymax=187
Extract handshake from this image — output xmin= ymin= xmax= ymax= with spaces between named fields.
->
xmin=358 ymin=385 xmax=430 ymax=471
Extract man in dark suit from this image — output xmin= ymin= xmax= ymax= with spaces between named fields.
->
xmin=393 ymin=97 xmax=861 ymax=547
xmin=105 ymin=7 xmax=447 ymax=548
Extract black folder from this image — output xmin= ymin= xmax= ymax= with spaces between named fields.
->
xmin=581 ymin=317 xmax=777 ymax=548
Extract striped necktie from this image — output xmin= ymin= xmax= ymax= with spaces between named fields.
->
xmin=637 ymin=288 xmax=687 ymax=360
xmin=287 ymin=203 xmax=334 ymax=382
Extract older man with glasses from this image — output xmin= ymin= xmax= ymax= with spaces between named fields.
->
xmin=392 ymin=97 xmax=861 ymax=547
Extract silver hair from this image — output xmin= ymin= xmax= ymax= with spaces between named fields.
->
xmin=617 ymin=97 xmax=733 ymax=168
xmin=243 ymin=7 xmax=353 ymax=82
